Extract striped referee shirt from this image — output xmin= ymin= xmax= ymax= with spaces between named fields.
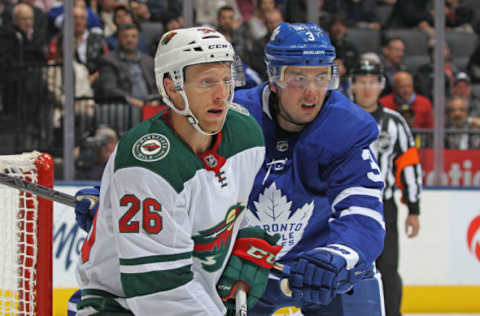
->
xmin=369 ymin=105 xmax=422 ymax=215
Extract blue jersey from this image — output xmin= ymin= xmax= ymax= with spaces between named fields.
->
xmin=234 ymin=83 xmax=385 ymax=267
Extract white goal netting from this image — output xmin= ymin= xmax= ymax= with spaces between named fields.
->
xmin=0 ymin=152 xmax=52 ymax=316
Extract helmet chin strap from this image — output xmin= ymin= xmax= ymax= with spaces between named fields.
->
xmin=178 ymin=90 xmax=222 ymax=136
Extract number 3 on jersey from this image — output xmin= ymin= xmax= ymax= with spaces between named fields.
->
xmin=362 ymin=148 xmax=383 ymax=182
xmin=81 ymin=195 xmax=163 ymax=263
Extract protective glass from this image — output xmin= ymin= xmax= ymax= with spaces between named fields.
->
xmin=276 ymin=73 xmax=331 ymax=90
xmin=272 ymin=65 xmax=339 ymax=91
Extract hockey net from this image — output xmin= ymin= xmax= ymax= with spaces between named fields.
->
xmin=0 ymin=152 xmax=53 ymax=316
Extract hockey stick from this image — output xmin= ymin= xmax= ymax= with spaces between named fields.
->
xmin=0 ymin=172 xmax=78 ymax=207
xmin=235 ymin=283 xmax=247 ymax=316
xmin=234 ymin=262 xmax=291 ymax=315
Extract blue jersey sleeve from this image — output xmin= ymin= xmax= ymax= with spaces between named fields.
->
xmin=325 ymin=144 xmax=385 ymax=265
xmin=302 ymin=91 xmax=385 ymax=265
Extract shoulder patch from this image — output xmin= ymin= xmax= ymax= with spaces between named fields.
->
xmin=132 ymin=133 xmax=170 ymax=162
xmin=229 ymin=102 xmax=250 ymax=116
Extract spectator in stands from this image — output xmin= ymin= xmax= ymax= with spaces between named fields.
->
xmin=76 ymin=126 xmax=118 ymax=180
xmin=96 ymin=23 xmax=158 ymax=109
xmin=128 ymin=0 xmax=150 ymax=23
xmin=445 ymin=95 xmax=480 ymax=149
xmin=48 ymin=0 xmax=102 ymax=36
xmin=95 ymin=0 xmax=120 ymax=37
xmin=381 ymin=37 xmax=406 ymax=96
xmin=385 ymin=0 xmax=434 ymax=39
xmin=146 ymin=0 xmax=182 ymax=22
xmin=245 ymin=0 xmax=276 ymax=43
xmin=193 ymin=0 xmax=241 ymax=26
xmin=446 ymin=0 xmax=474 ymax=33
xmin=284 ymin=0 xmax=337 ymax=29
xmin=328 ymin=16 xmax=358 ymax=70
xmin=0 ymin=3 xmax=50 ymax=150
xmin=466 ymin=42 xmax=480 ymax=84
xmin=48 ymin=33 xmax=95 ymax=126
xmin=33 ymin=0 xmax=56 ymax=12
xmin=48 ymin=4 xmax=107 ymax=75
xmin=0 ymin=0 xmax=13 ymax=28
xmin=216 ymin=5 xmax=248 ymax=63
xmin=414 ymin=42 xmax=457 ymax=102
xmin=20 ymin=0 xmax=47 ymax=44
xmin=451 ymin=72 xmax=480 ymax=118
xmin=380 ymin=71 xmax=434 ymax=129
xmin=148 ymin=9 xmax=183 ymax=57
xmin=247 ymin=7 xmax=283 ymax=80
xmin=337 ymin=0 xmax=380 ymax=30
xmin=105 ymin=5 xmax=148 ymax=54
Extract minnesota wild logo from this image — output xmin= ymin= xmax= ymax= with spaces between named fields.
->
xmin=192 ymin=203 xmax=245 ymax=272
xmin=132 ymin=133 xmax=170 ymax=162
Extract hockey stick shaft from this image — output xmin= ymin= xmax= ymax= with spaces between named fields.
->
xmin=234 ymin=262 xmax=291 ymax=315
xmin=235 ymin=283 xmax=247 ymax=316
xmin=0 ymin=172 xmax=77 ymax=207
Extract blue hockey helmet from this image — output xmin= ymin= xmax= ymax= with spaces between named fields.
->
xmin=265 ymin=22 xmax=339 ymax=90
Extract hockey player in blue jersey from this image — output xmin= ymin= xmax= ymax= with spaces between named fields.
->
xmin=233 ymin=22 xmax=386 ymax=315
xmin=71 ymin=22 xmax=386 ymax=316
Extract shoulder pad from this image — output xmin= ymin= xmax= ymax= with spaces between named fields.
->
xmin=229 ymin=102 xmax=251 ymax=116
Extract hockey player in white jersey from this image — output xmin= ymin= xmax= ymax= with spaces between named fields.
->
xmin=233 ymin=23 xmax=386 ymax=315
xmin=72 ymin=27 xmax=283 ymax=316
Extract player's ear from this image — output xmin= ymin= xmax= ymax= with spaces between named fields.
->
xmin=164 ymin=77 xmax=178 ymax=97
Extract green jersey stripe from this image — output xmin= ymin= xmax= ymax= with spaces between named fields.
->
xmin=77 ymin=297 xmax=130 ymax=313
xmin=119 ymin=251 xmax=192 ymax=266
xmin=121 ymin=265 xmax=193 ymax=298
xmin=81 ymin=288 xmax=119 ymax=298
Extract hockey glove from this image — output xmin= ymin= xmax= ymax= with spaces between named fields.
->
xmin=289 ymin=244 xmax=371 ymax=306
xmin=217 ymin=227 xmax=282 ymax=310
xmin=75 ymin=186 xmax=100 ymax=232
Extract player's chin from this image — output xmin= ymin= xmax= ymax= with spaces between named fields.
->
xmin=201 ymin=119 xmax=225 ymax=134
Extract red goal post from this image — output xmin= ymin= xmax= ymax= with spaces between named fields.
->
xmin=0 ymin=152 xmax=53 ymax=316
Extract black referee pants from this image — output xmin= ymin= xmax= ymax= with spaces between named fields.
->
xmin=376 ymin=198 xmax=402 ymax=316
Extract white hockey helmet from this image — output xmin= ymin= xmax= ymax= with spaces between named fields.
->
xmin=154 ymin=27 xmax=235 ymax=135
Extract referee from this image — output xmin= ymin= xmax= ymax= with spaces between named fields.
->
xmin=349 ymin=58 xmax=422 ymax=316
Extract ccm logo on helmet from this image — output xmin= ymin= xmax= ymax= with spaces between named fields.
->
xmin=209 ymin=44 xmax=230 ymax=49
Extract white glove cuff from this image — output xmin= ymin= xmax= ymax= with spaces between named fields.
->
xmin=322 ymin=244 xmax=359 ymax=270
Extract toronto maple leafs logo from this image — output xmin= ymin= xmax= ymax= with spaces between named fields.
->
xmin=245 ymin=182 xmax=314 ymax=259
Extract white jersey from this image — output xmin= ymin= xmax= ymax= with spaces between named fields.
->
xmin=76 ymin=107 xmax=265 ymax=315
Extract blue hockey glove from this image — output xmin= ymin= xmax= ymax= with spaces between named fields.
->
xmin=289 ymin=244 xmax=371 ymax=306
xmin=75 ymin=186 xmax=100 ymax=232
xmin=217 ymin=227 xmax=282 ymax=310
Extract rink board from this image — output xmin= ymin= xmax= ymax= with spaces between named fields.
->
xmin=51 ymin=185 xmax=480 ymax=315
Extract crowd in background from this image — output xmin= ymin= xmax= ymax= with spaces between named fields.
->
xmin=1 ymin=0 xmax=480 ymax=179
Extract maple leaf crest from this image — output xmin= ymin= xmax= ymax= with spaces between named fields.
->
xmin=246 ymin=182 xmax=314 ymax=259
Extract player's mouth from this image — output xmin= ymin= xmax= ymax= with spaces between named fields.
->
xmin=207 ymin=107 xmax=225 ymax=117
xmin=301 ymin=103 xmax=316 ymax=108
